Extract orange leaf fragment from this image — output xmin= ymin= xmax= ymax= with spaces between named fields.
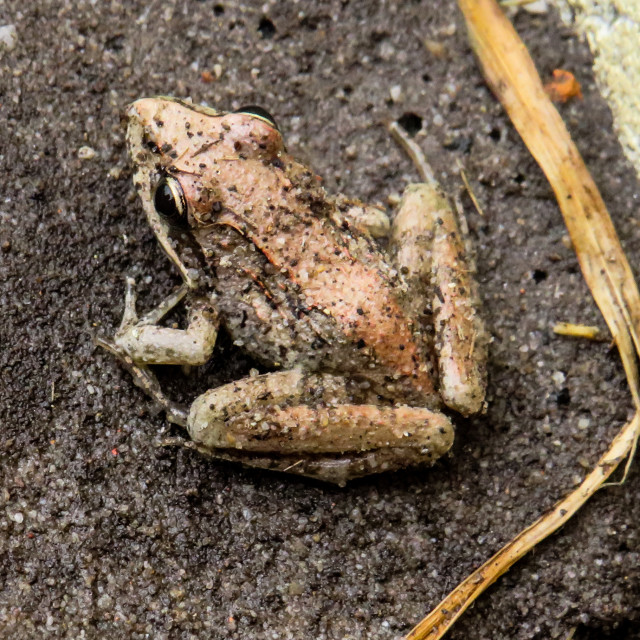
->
xmin=544 ymin=69 xmax=582 ymax=103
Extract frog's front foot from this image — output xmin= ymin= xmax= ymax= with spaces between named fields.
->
xmin=109 ymin=277 xmax=217 ymax=367
xmin=117 ymin=276 xmax=141 ymax=333
xmin=94 ymin=335 xmax=190 ymax=427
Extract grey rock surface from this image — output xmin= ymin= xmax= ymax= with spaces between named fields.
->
xmin=0 ymin=1 xmax=638 ymax=639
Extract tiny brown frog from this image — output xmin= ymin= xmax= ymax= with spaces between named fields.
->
xmin=98 ymin=97 xmax=487 ymax=485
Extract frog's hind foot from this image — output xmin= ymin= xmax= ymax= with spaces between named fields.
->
xmin=156 ymin=436 xmax=198 ymax=451
xmin=94 ymin=336 xmax=189 ymax=427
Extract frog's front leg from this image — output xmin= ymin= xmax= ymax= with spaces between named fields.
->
xmin=391 ymin=184 xmax=487 ymax=416
xmin=113 ymin=277 xmax=219 ymax=366
xmin=185 ymin=369 xmax=454 ymax=484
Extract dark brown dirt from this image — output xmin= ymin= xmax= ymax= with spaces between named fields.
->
xmin=0 ymin=1 xmax=638 ymax=639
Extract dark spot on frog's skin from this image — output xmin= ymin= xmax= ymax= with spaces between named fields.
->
xmin=144 ymin=138 xmax=159 ymax=154
xmin=356 ymin=339 xmax=366 ymax=349
xmin=160 ymin=143 xmax=173 ymax=154
xmin=398 ymin=345 xmax=405 ymax=351
xmin=436 ymin=217 xmax=444 ymax=226
xmin=199 ymin=163 xmax=207 ymax=169
xmin=356 ymin=308 xmax=364 ymax=316
xmin=184 ymin=121 xmax=190 ymax=129
xmin=170 ymin=151 xmax=178 ymax=159
xmin=271 ymin=157 xmax=285 ymax=170
xmin=154 ymin=119 xmax=164 ymax=127
xmin=290 ymin=258 xmax=298 ymax=267
xmin=228 ymin=185 xmax=237 ymax=192
xmin=234 ymin=140 xmax=242 ymax=151
xmin=187 ymin=131 xmax=194 ymax=138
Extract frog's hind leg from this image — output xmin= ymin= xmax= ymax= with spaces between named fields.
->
xmin=186 ymin=369 xmax=454 ymax=484
xmin=389 ymin=125 xmax=487 ymax=416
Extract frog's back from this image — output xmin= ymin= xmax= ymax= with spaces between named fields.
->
xmin=200 ymin=201 xmax=439 ymax=402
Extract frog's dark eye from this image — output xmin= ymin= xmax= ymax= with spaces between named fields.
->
xmin=234 ymin=105 xmax=279 ymax=131
xmin=153 ymin=176 xmax=187 ymax=224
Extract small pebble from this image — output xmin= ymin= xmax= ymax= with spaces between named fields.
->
xmin=424 ymin=39 xmax=446 ymax=58
xmin=0 ymin=25 xmax=17 ymax=51
xmin=524 ymin=0 xmax=548 ymax=14
xmin=97 ymin=594 xmax=113 ymax=609
xmin=344 ymin=144 xmax=358 ymax=160
xmin=78 ymin=146 xmax=96 ymax=160
xmin=288 ymin=580 xmax=304 ymax=596
xmin=389 ymin=85 xmax=403 ymax=102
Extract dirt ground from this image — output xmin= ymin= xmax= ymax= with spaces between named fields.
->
xmin=1 ymin=1 xmax=639 ymax=638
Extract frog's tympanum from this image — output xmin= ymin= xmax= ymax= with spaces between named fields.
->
xmin=100 ymin=97 xmax=488 ymax=485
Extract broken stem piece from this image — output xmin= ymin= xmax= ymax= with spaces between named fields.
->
xmin=406 ymin=0 xmax=640 ymax=637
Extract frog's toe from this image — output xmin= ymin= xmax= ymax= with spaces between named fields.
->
xmin=118 ymin=276 xmax=140 ymax=330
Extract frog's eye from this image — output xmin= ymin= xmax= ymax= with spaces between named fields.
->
xmin=234 ymin=105 xmax=279 ymax=131
xmin=153 ymin=176 xmax=187 ymax=224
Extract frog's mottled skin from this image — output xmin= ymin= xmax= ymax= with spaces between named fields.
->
xmin=102 ymin=97 xmax=487 ymax=485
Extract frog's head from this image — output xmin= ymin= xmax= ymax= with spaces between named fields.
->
xmin=125 ymin=97 xmax=290 ymax=286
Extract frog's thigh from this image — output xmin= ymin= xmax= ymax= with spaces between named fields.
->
xmin=187 ymin=369 xmax=453 ymax=457
xmin=115 ymin=300 xmax=219 ymax=366
xmin=390 ymin=184 xmax=487 ymax=416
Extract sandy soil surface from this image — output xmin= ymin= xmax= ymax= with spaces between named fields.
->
xmin=0 ymin=1 xmax=638 ymax=638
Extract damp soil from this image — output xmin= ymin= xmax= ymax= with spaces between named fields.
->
xmin=0 ymin=1 xmax=639 ymax=639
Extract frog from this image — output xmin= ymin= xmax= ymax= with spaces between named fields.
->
xmin=97 ymin=97 xmax=488 ymax=486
